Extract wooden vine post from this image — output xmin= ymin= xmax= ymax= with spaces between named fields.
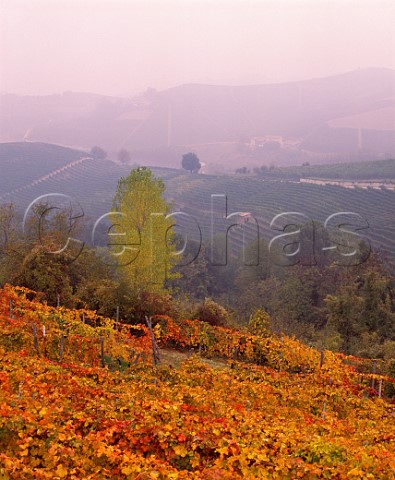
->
xmin=145 ymin=316 xmax=161 ymax=365
xmin=371 ymin=360 xmax=377 ymax=389
xmin=100 ymin=337 xmax=105 ymax=368
xmin=198 ymin=321 xmax=202 ymax=356
xmin=42 ymin=325 xmax=47 ymax=358
xmin=59 ymin=334 xmax=65 ymax=363
xmin=32 ymin=323 xmax=40 ymax=357
xmin=320 ymin=350 xmax=325 ymax=368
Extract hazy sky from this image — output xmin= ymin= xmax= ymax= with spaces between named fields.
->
xmin=1 ymin=0 xmax=395 ymax=96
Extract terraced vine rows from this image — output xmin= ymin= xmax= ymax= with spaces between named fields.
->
xmin=1 ymin=285 xmax=395 ymax=479
xmin=0 ymin=143 xmax=87 ymax=194
xmin=165 ymin=174 xmax=395 ymax=256
xmin=1 ymin=148 xmax=395 ymax=256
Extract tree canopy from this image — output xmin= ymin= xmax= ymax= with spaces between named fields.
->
xmin=111 ymin=167 xmax=179 ymax=296
xmin=117 ymin=148 xmax=131 ymax=165
xmin=90 ymin=146 xmax=107 ymax=159
xmin=181 ymin=152 xmax=201 ymax=173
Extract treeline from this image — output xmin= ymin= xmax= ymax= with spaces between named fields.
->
xmin=172 ymin=232 xmax=395 ymax=361
xmin=1 ymin=200 xmax=395 ymax=360
xmin=238 ymin=158 xmax=395 ymax=181
xmin=0 ymin=203 xmax=121 ymax=317
xmin=1 ymin=165 xmax=395 ymax=363
xmin=0 ymin=201 xmax=178 ymax=323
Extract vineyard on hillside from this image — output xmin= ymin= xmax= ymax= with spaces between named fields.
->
xmin=0 ymin=143 xmax=88 ymax=196
xmin=0 ymin=285 xmax=395 ymax=479
xmin=255 ymin=158 xmax=395 ymax=181
xmin=1 ymin=142 xmax=395 ymax=256
xmin=165 ymin=173 xmax=395 ymax=256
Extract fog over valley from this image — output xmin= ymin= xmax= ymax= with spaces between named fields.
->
xmin=1 ymin=0 xmax=395 ymax=171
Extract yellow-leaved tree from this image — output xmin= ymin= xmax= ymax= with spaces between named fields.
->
xmin=111 ymin=167 xmax=179 ymax=297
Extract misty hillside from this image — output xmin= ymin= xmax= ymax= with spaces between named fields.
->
xmin=1 ymin=69 xmax=394 ymax=169
xmin=0 ymin=142 xmax=179 ymax=220
xmin=152 ymin=68 xmax=395 ymax=146
xmin=0 ymin=142 xmax=88 ymax=196
xmin=1 ymin=142 xmax=395 ymax=257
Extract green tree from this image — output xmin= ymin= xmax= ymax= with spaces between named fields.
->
xmin=117 ymin=148 xmax=131 ymax=165
xmin=0 ymin=204 xmax=30 ymax=286
xmin=325 ymin=261 xmax=395 ymax=356
xmin=195 ymin=297 xmax=229 ymax=327
xmin=16 ymin=243 xmax=75 ymax=305
xmin=325 ymin=284 xmax=363 ymax=355
xmin=181 ymin=152 xmax=201 ymax=173
xmin=248 ymin=308 xmax=271 ymax=337
xmin=0 ymin=202 xmax=122 ymax=311
xmin=90 ymin=146 xmax=107 ymax=159
xmin=111 ymin=167 xmax=179 ymax=296
xmin=172 ymin=240 xmax=211 ymax=299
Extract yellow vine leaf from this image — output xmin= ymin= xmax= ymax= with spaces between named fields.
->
xmin=55 ymin=464 xmax=68 ymax=478
xmin=173 ymin=445 xmax=188 ymax=457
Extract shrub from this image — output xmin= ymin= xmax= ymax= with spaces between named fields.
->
xmin=248 ymin=308 xmax=271 ymax=337
xmin=195 ymin=298 xmax=229 ymax=327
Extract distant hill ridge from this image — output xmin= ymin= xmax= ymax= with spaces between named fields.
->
xmin=1 ymin=68 xmax=394 ymax=164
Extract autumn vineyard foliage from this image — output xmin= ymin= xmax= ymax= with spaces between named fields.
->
xmin=0 ymin=285 xmax=395 ymax=479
